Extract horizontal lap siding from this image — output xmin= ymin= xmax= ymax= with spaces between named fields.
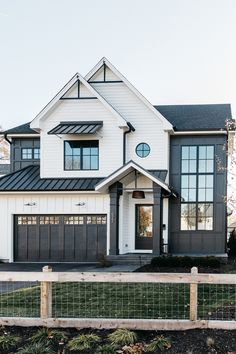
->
xmin=0 ymin=194 xmax=109 ymax=262
xmin=91 ymin=82 xmax=169 ymax=170
xmin=40 ymin=100 xmax=123 ymax=178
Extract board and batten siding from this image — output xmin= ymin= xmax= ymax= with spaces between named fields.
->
xmin=40 ymin=98 xmax=124 ymax=178
xmin=0 ymin=193 xmax=109 ymax=262
xmin=91 ymin=82 xmax=170 ymax=171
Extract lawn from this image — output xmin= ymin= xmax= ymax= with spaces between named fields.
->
xmin=0 ymin=281 xmax=235 ymax=320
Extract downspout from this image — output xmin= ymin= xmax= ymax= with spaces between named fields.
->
xmin=4 ymin=133 xmax=12 ymax=145
xmin=123 ymin=122 xmax=135 ymax=165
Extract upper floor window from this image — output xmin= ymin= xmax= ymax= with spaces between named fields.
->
xmin=180 ymin=145 xmax=214 ymax=231
xmin=22 ymin=148 xmax=40 ymax=160
xmin=136 ymin=143 xmax=150 ymax=158
xmin=64 ymin=140 xmax=99 ymax=170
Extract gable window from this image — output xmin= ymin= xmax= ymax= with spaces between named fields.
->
xmin=22 ymin=148 xmax=40 ymax=160
xmin=64 ymin=140 xmax=99 ymax=170
xmin=136 ymin=143 xmax=150 ymax=158
xmin=180 ymin=145 xmax=214 ymax=231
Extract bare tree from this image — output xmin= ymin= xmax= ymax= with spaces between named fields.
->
xmin=0 ymin=126 xmax=10 ymax=161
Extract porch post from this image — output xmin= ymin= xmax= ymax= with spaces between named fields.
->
xmin=153 ymin=182 xmax=162 ymax=255
xmin=109 ymin=182 xmax=123 ymax=255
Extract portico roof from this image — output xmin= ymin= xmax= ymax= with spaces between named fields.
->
xmin=95 ymin=160 xmax=175 ymax=195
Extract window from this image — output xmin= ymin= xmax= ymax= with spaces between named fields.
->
xmin=180 ymin=145 xmax=214 ymax=231
xmin=39 ymin=216 xmax=59 ymax=224
xmin=22 ymin=148 xmax=32 ymax=159
xmin=64 ymin=141 xmax=99 ymax=170
xmin=136 ymin=143 xmax=150 ymax=158
xmin=22 ymin=148 xmax=40 ymax=160
xmin=17 ymin=216 xmax=37 ymax=225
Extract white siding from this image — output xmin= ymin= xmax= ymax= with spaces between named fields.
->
xmin=89 ymin=66 xmax=120 ymax=82
xmin=40 ymin=99 xmax=123 ymax=178
xmin=91 ymin=82 xmax=169 ymax=170
xmin=0 ymin=193 xmax=109 ymax=262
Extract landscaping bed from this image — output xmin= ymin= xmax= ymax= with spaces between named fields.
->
xmin=0 ymin=326 xmax=236 ymax=353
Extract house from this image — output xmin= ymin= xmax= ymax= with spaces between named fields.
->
xmin=0 ymin=57 xmax=233 ymax=263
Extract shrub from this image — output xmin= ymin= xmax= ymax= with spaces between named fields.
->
xmin=30 ymin=327 xmax=67 ymax=349
xmin=228 ymin=229 xmax=236 ymax=255
xmin=146 ymin=335 xmax=171 ymax=352
xmin=95 ymin=344 xmax=116 ymax=354
xmin=17 ymin=342 xmax=53 ymax=354
xmin=67 ymin=333 xmax=100 ymax=352
xmin=150 ymin=256 xmax=220 ymax=268
xmin=0 ymin=333 xmax=21 ymax=351
xmin=108 ymin=329 xmax=137 ymax=346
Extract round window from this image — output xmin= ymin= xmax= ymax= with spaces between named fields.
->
xmin=136 ymin=143 xmax=150 ymax=158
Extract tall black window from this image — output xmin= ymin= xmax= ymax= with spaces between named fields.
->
xmin=64 ymin=140 xmax=99 ymax=170
xmin=180 ymin=145 xmax=214 ymax=231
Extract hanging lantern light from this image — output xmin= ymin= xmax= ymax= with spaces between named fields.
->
xmin=132 ymin=170 xmax=145 ymax=199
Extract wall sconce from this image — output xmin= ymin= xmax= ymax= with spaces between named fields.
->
xmin=24 ymin=202 xmax=37 ymax=206
xmin=75 ymin=202 xmax=86 ymax=206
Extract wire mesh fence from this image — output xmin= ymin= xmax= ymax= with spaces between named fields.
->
xmin=52 ymin=282 xmax=190 ymax=319
xmin=198 ymin=283 xmax=236 ymax=321
xmin=0 ymin=281 xmax=39 ymax=317
xmin=0 ymin=270 xmax=235 ymax=329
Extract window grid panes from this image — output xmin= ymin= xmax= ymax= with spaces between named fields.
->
xmin=180 ymin=145 xmax=214 ymax=231
xmin=136 ymin=143 xmax=150 ymax=158
xmin=39 ymin=216 xmax=60 ymax=225
xmin=64 ymin=216 xmax=84 ymax=225
xmin=64 ymin=141 xmax=99 ymax=170
xmin=33 ymin=148 xmax=40 ymax=159
xmin=22 ymin=148 xmax=33 ymax=160
xmin=17 ymin=216 xmax=37 ymax=225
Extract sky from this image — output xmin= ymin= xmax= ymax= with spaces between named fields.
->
xmin=0 ymin=0 xmax=236 ymax=129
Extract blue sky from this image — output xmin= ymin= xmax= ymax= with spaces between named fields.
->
xmin=0 ymin=0 xmax=236 ymax=129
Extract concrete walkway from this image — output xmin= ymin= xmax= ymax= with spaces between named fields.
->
xmin=0 ymin=262 xmax=140 ymax=272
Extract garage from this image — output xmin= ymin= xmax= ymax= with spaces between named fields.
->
xmin=14 ymin=215 xmax=107 ymax=262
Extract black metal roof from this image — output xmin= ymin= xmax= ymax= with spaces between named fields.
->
xmin=155 ymin=104 xmax=232 ymax=131
xmin=0 ymin=165 xmax=168 ymax=192
xmin=48 ymin=121 xmax=103 ymax=135
xmin=4 ymin=122 xmax=38 ymax=135
xmin=0 ymin=165 xmax=103 ymax=191
xmin=148 ymin=170 xmax=167 ymax=181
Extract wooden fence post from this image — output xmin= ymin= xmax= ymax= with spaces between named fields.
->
xmin=40 ymin=265 xmax=52 ymax=319
xmin=190 ymin=266 xmax=198 ymax=321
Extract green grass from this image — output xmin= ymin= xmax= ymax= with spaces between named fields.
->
xmin=0 ymin=282 xmax=235 ymax=320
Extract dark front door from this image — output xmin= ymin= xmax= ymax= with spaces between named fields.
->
xmin=14 ymin=215 xmax=107 ymax=262
xmin=135 ymin=205 xmax=153 ymax=250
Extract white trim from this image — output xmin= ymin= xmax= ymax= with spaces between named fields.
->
xmin=85 ymin=57 xmax=173 ymax=132
xmin=172 ymin=130 xmax=228 ymax=135
xmin=30 ymin=73 xmax=128 ymax=130
xmin=95 ymin=160 xmax=171 ymax=193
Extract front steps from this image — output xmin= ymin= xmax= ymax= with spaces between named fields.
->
xmin=107 ymin=253 xmax=154 ymax=266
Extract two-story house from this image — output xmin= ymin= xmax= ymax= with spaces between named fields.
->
xmin=0 ymin=58 xmax=233 ymax=262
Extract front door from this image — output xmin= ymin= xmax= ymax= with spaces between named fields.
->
xmin=135 ymin=205 xmax=153 ymax=250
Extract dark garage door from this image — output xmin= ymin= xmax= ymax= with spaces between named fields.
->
xmin=14 ymin=215 xmax=107 ymax=262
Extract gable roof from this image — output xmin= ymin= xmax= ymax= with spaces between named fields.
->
xmin=155 ymin=104 xmax=232 ymax=131
xmin=95 ymin=160 xmax=173 ymax=194
xmin=4 ymin=122 xmax=38 ymax=135
xmin=85 ymin=57 xmax=173 ymax=131
xmin=30 ymin=73 xmax=128 ymax=130
xmin=0 ymin=165 xmax=103 ymax=192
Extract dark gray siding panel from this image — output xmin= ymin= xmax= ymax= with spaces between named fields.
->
xmin=11 ymin=138 xmax=40 ymax=172
xmin=169 ymin=135 xmax=227 ymax=254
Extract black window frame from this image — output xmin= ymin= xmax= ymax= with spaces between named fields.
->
xmin=64 ymin=140 xmax=99 ymax=171
xmin=180 ymin=145 xmax=214 ymax=231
